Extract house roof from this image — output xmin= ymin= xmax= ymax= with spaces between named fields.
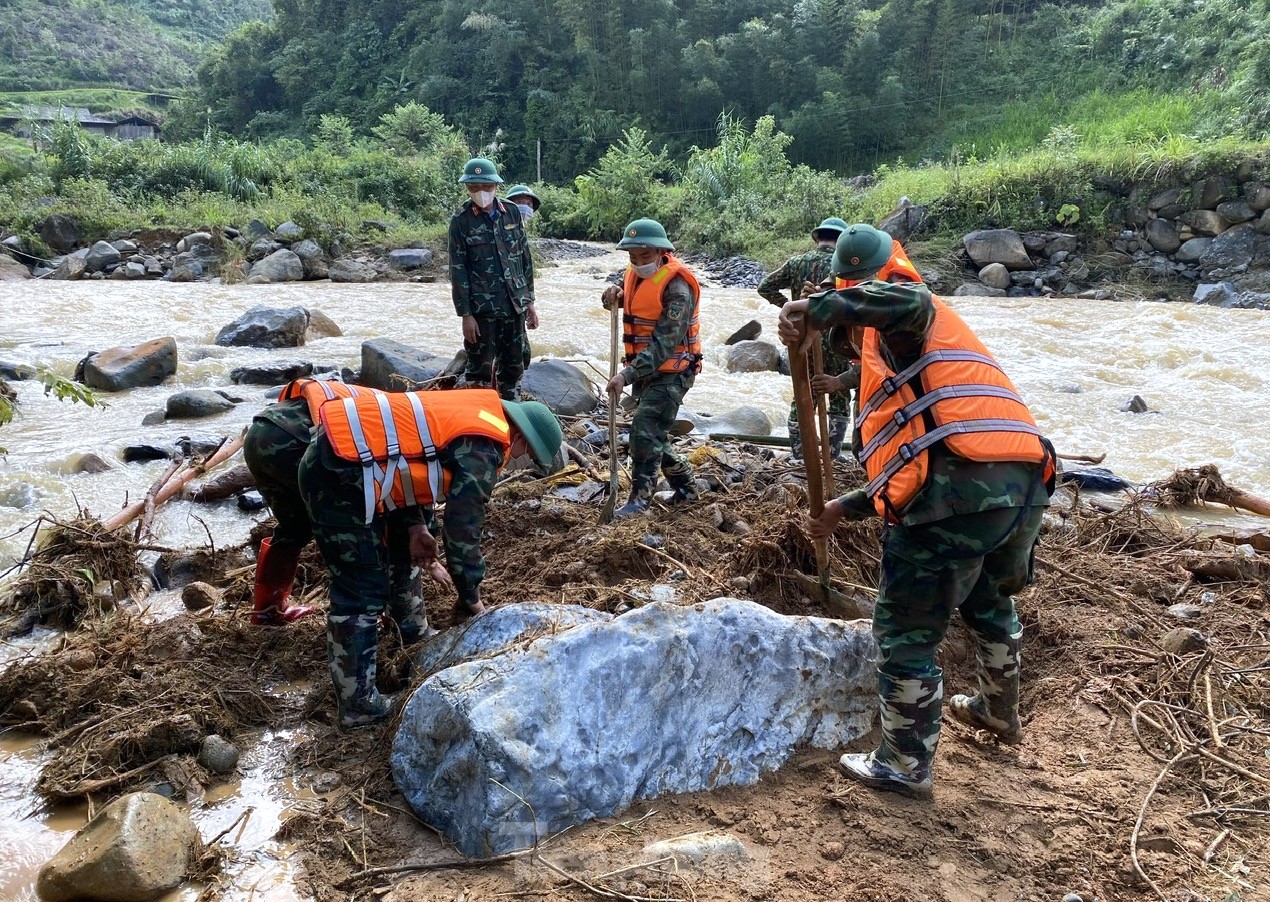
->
xmin=0 ymin=106 xmax=119 ymax=126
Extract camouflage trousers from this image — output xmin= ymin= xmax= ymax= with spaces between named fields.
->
xmin=465 ymin=313 xmax=530 ymax=400
xmin=629 ymin=371 xmax=695 ymax=499
xmin=296 ymin=434 xmax=501 ymax=615
xmin=242 ymin=414 xmax=313 ymax=550
xmin=868 ymin=505 xmax=1044 ymax=774
xmin=787 ymin=413 xmax=850 ymax=461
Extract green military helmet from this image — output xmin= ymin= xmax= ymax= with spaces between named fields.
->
xmin=501 ymin=400 xmax=563 ymax=470
xmin=459 ymin=157 xmax=503 ymax=184
xmin=616 ymin=218 xmax=674 ymax=251
xmin=812 ymin=217 xmax=849 ymax=243
xmin=831 ymin=223 xmax=893 ymax=279
xmin=505 ymin=184 xmax=541 ymax=210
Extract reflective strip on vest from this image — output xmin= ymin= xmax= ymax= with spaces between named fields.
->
xmin=865 ymin=418 xmax=1044 ymax=497
xmin=857 ymin=383 xmax=1028 ymax=462
xmin=405 ymin=392 xmax=444 ymax=503
xmin=859 ymin=349 xmax=1002 ymax=422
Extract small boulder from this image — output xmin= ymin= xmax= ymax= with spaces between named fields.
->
xmin=1216 ymin=200 xmax=1256 ymax=224
xmin=1177 ymin=210 xmax=1227 ymax=237
xmin=0 ymin=360 xmax=36 ymax=380
xmin=1194 ymin=281 xmax=1238 ymax=306
xmin=291 ymin=239 xmax=329 ymax=279
xmin=1246 ymin=182 xmax=1270 ymax=212
xmin=1192 ymin=176 xmax=1230 ymax=210
xmin=518 ymin=359 xmax=600 ymax=415
xmin=84 ymin=240 xmax=122 ymax=273
xmin=359 ymin=338 xmax=448 ymax=390
xmin=387 ymin=248 xmax=433 ymax=270
xmin=196 ymin=735 xmax=240 ymax=774
xmin=978 ymin=262 xmax=1011 ymax=290
xmin=244 ymin=249 xmax=304 ymax=284
xmin=82 ymin=337 xmax=178 ymax=392
xmin=0 ymin=252 xmax=31 ymax=281
xmin=642 ymin=831 xmax=751 ymax=875
xmin=165 ymin=390 xmax=235 ymax=419
xmin=50 ymin=255 xmax=87 ymax=281
xmin=962 ymin=229 xmax=1032 ymax=270
xmin=181 ymin=582 xmax=220 ymax=611
xmin=40 ymin=214 xmax=80 ymax=252
xmin=329 ymin=258 xmax=377 ymax=283
xmin=304 ymin=309 xmax=343 ymax=339
xmin=229 ymin=361 xmax=314 ymax=385
xmin=723 ymin=320 xmax=761 ymax=345
xmin=1161 ymin=627 xmax=1206 ymax=656
xmin=1174 ymin=237 xmax=1212 ymax=264
xmin=36 ymin=792 xmax=202 ymax=902
xmin=216 ymin=306 xmax=309 ymax=348
xmin=726 ymin=340 xmax=781 ymax=373
xmin=275 ymin=220 xmax=304 ymax=241
xmin=1143 ymin=218 xmax=1181 ymax=254
xmin=1120 ymin=395 xmax=1149 ymax=414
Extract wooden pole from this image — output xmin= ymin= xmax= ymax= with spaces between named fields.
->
xmin=811 ymin=339 xmax=835 ymax=499
xmin=102 ymin=437 xmax=244 ymax=533
xmin=788 ymin=334 xmax=830 ymax=580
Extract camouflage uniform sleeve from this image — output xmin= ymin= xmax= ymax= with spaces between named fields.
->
xmin=449 ymin=212 xmax=473 ymax=317
xmin=757 ymin=258 xmax=795 ymax=307
xmin=440 ymin=436 xmax=504 ymax=605
xmin=838 ymin=488 xmax=877 ymax=519
xmin=621 ymin=275 xmax=696 ymax=384
xmin=806 ymin=280 xmax=934 ymax=343
xmin=839 ymin=363 xmax=861 ymax=391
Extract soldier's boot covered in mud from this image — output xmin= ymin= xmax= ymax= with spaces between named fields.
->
xmin=663 ymin=460 xmax=699 ymax=506
xmin=948 ymin=626 xmax=1023 ymax=744
xmin=827 ymin=415 xmax=850 ymax=460
xmin=327 ymin=613 xmax=391 ymax=728
xmin=840 ymin=672 xmax=942 ymax=798
xmin=252 ymin=537 xmax=314 ymax=626
xmin=614 ymin=472 xmax=656 ymax=519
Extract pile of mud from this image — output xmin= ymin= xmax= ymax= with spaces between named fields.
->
xmin=0 ymin=456 xmax=1266 ymax=901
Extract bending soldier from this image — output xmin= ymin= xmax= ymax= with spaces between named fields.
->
xmin=601 ymin=219 xmax=703 ymax=518
xmin=296 ymin=386 xmax=563 ymax=727
xmin=778 ymin=224 xmax=1054 ymax=797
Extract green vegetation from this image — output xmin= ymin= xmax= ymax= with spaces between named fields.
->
xmin=0 ymin=371 xmax=100 ymax=456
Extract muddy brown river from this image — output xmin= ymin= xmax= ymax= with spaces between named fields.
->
xmin=2 ymin=244 xmax=1269 ymax=898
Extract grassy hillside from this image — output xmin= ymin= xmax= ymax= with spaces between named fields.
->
xmin=0 ymin=0 xmax=271 ymax=98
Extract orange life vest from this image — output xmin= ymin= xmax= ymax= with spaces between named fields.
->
xmin=856 ymin=297 xmax=1050 ymax=522
xmin=279 ymin=378 xmax=383 ymax=424
xmin=835 ymin=239 xmax=923 ymax=289
xmin=319 ymin=388 xmax=512 ymax=523
xmin=622 ymin=254 xmax=703 ymax=375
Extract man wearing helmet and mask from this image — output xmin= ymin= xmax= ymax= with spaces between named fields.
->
xmin=601 ymin=218 xmax=703 ymax=518
xmin=778 ymin=223 xmax=1055 ymax=798
xmin=449 ymin=158 xmax=538 ymax=399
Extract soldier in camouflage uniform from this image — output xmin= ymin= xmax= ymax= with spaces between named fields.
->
xmin=758 ymin=217 xmax=855 ymax=459
xmin=450 ymin=158 xmax=538 ymax=399
xmin=602 ymin=219 xmax=703 ymax=518
xmin=296 ymin=392 xmax=563 ymax=728
xmin=243 ymin=394 xmax=428 ymax=638
xmin=779 ymin=224 xmax=1054 ymax=797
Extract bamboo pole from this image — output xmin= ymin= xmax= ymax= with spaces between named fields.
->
xmin=102 ymin=436 xmax=244 ymax=533
xmin=788 ymin=336 xmax=830 ymax=581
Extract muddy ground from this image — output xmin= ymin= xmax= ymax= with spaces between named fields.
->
xmin=1 ymin=452 xmax=1267 ymax=902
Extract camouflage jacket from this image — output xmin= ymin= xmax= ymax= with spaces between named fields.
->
xmin=449 ymin=199 xmax=535 ymax=318
xmin=758 ymin=246 xmax=834 ymax=307
xmin=808 ymin=280 xmax=1047 ymax=526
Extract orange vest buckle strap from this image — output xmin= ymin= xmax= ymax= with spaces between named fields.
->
xmin=858 ymin=349 xmax=1003 ymax=421
xmin=863 ymin=418 xmax=1044 ymax=498
xmin=280 ymin=378 xmax=379 ymax=424
xmin=858 ymin=383 xmax=1029 ymax=462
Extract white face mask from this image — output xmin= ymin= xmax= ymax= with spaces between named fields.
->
xmin=632 ymin=261 xmax=660 ymax=278
xmin=471 ymin=190 xmax=496 ymax=208
xmin=516 ymin=204 xmax=535 ymax=220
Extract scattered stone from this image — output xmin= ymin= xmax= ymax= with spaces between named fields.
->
xmin=216 ymin=306 xmax=309 ymax=348
xmin=122 ymin=444 xmax=172 ymax=463
xmin=140 ymin=411 xmax=166 ymax=427
xmin=1161 ymin=627 xmax=1206 ymax=656
xmin=1166 ymin=603 xmax=1204 ymax=621
xmin=67 ymin=452 xmax=117 ymax=475
xmin=0 ymin=360 xmax=36 ymax=380
xmin=36 ymin=792 xmax=202 ymax=902
xmin=312 ymin=772 xmax=342 ymax=793
xmin=165 ymin=390 xmax=235 ymax=419
xmin=1120 ymin=395 xmax=1149 ymax=414
xmin=359 ymin=338 xmax=449 ymax=390
xmin=519 ymin=359 xmax=600 ymax=415
xmin=328 ymin=258 xmax=377 ymax=283
xmin=304 ymin=309 xmax=343 ymax=339
xmin=978 ymin=262 xmax=1011 ymax=290
xmin=678 ymin=406 xmax=772 ymax=437
xmin=642 ymin=831 xmax=752 ymax=874
xmin=724 ymin=320 xmax=762 ymax=345
xmin=245 ymin=249 xmax=305 ymax=284
xmin=181 ymin=582 xmax=220 ymax=611
xmin=393 ymin=598 xmax=876 ymax=857
xmin=237 ymin=490 xmax=266 ymax=511
xmin=726 ymin=340 xmax=781 ymax=373
xmin=230 ymin=361 xmax=314 ymax=385
xmin=196 ymin=735 xmax=240 ymax=774
xmin=82 ymin=337 xmax=178 ymax=392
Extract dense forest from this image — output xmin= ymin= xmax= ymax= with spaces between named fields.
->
xmin=168 ymin=0 xmax=1270 ymax=178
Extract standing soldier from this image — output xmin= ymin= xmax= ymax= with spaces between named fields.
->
xmin=449 ymin=158 xmax=538 ymax=399
xmin=242 ymin=378 xmax=428 ymax=643
xmin=777 ymin=223 xmax=1054 ymax=796
xmin=296 ymin=387 xmax=563 ymax=727
xmin=601 ymin=219 xmax=703 ymax=518
xmin=758 ymin=217 xmax=854 ymax=458
xmin=505 ymin=184 xmax=541 ymax=222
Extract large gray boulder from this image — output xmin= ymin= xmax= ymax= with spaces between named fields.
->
xmin=165 ymin=389 xmax=235 ymax=419
xmin=388 ymin=248 xmax=433 ymax=270
xmin=85 ymin=240 xmax=122 ymax=273
xmin=328 ymin=258 xmax=377 ymax=283
xmin=215 ymin=306 xmax=309 ymax=348
xmin=879 ymin=200 xmax=928 ymax=240
xmin=518 ymin=359 xmax=599 ymax=415
xmin=963 ymin=229 xmax=1032 ymax=270
xmin=1199 ymin=224 xmax=1256 ymax=277
xmin=50 ymin=255 xmax=87 ymax=281
xmin=725 ymin=340 xmax=781 ymax=373
xmin=0 ymin=252 xmax=30 ymax=281
xmin=360 ymin=338 xmax=448 ymax=390
xmin=678 ymin=407 xmax=772 ymax=437
xmin=415 ymin=603 xmax=609 ymax=677
xmin=291 ymin=239 xmax=329 ymax=279
xmin=1144 ymin=218 xmax=1181 ymax=254
xmin=36 ymin=792 xmax=202 ymax=902
xmin=40 ymin=214 xmax=80 ymax=252
xmin=82 ymin=337 xmax=178 ymax=392
xmin=245 ymin=249 xmax=304 ymax=284
xmin=978 ymin=262 xmax=1011 ymax=290
xmin=392 ymin=599 xmax=876 ymax=858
